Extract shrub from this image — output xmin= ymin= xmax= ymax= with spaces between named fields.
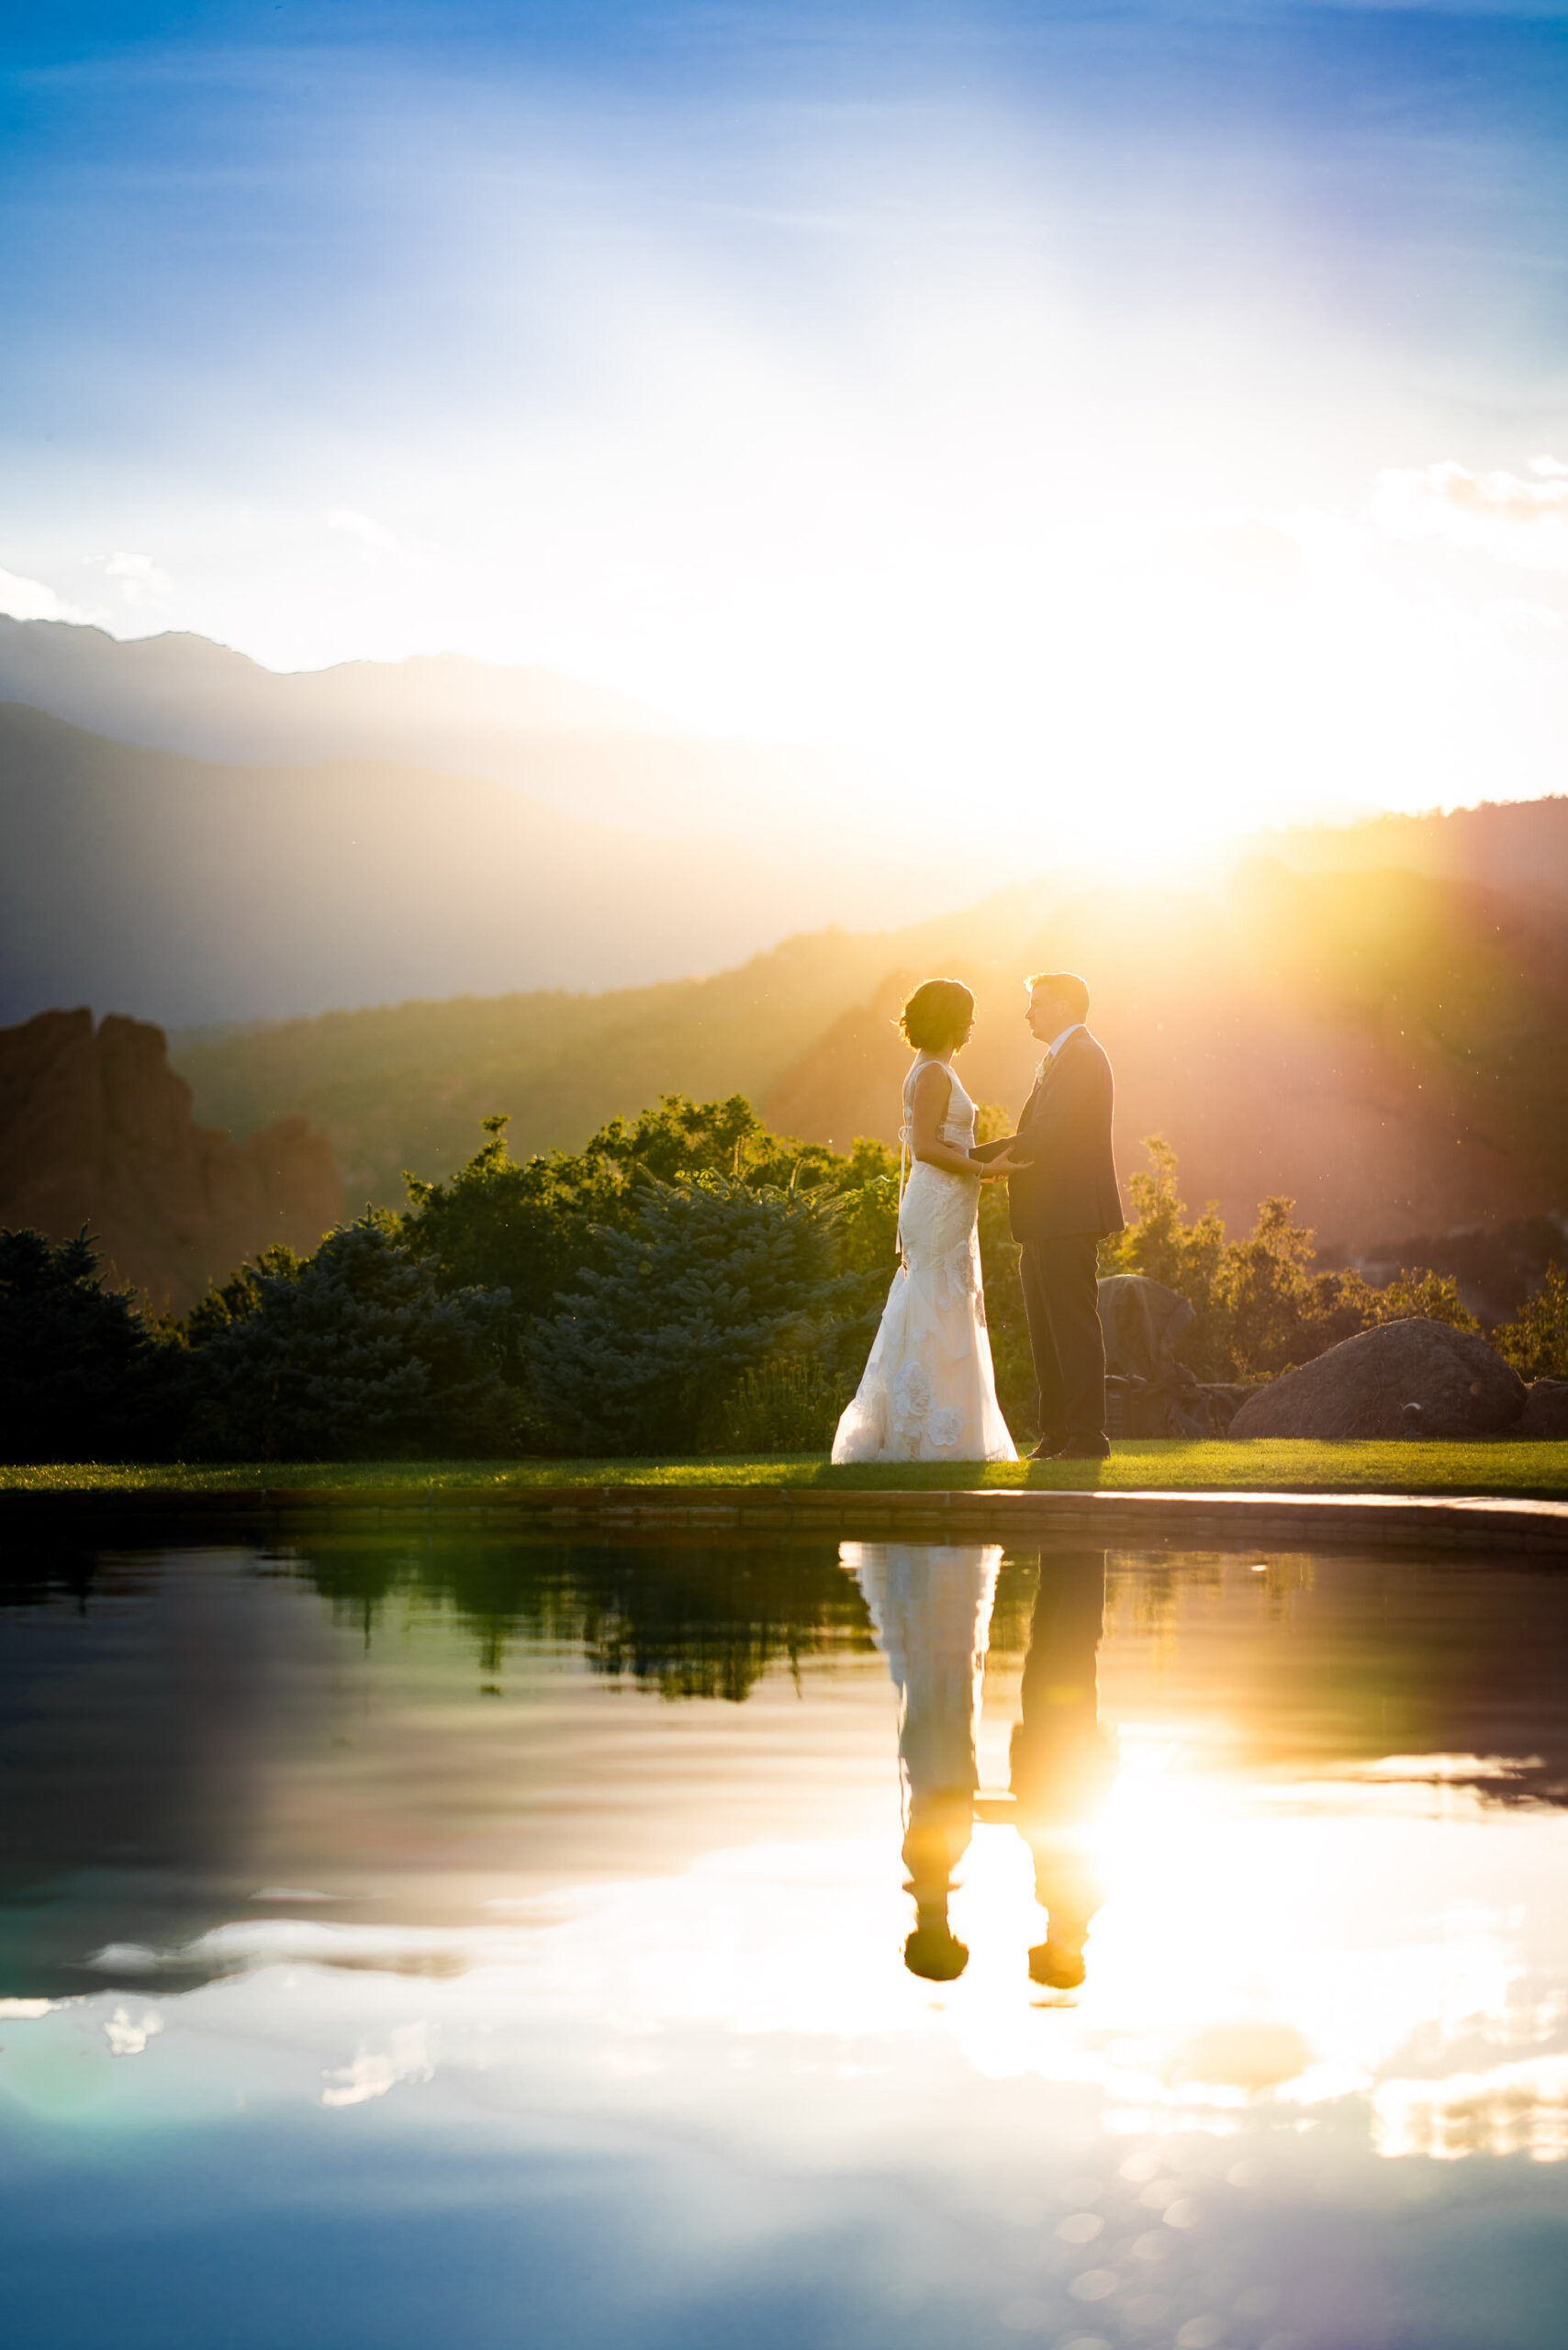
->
xmin=1103 ymin=1137 xmax=1481 ymax=1383
xmin=0 ymin=1226 xmax=179 ymax=1462
xmin=712 ymin=1356 xmax=849 ymax=1454
xmin=1216 ymin=1193 xmax=1322 ymax=1380
xmin=527 ymin=1173 xmax=863 ymax=1455
xmin=404 ymin=1096 xmax=877 ymax=1353
xmin=1494 ymin=1263 xmax=1568 ymax=1380
xmin=1363 ymin=1267 xmax=1477 ymax=1332
xmin=185 ymin=1211 xmax=518 ymax=1460
xmin=1099 ymin=1137 xmax=1233 ymax=1377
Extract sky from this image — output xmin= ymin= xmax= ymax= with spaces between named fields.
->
xmin=3 ymin=1 xmax=1568 ymax=852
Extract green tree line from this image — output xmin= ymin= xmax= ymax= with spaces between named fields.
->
xmin=3 ymin=1098 xmax=1562 ymax=1462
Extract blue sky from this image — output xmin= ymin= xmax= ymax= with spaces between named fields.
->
xmin=4 ymin=2 xmax=1568 ymax=845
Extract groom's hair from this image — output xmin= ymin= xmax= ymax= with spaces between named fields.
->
xmin=1026 ymin=970 xmax=1090 ymax=1021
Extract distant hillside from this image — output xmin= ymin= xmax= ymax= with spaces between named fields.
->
xmin=0 ymin=615 xmax=755 ymax=840
xmin=171 ymin=821 xmax=1568 ymax=1253
xmin=0 ymin=614 xmax=669 ymax=744
xmin=764 ymin=861 xmax=1568 ymax=1249
xmin=171 ymin=905 xmax=1033 ymax=1206
xmin=0 ymin=615 xmax=991 ymax=917
xmin=0 ymin=701 xmax=937 ymax=1025
xmin=1259 ymin=796 xmax=1568 ymax=908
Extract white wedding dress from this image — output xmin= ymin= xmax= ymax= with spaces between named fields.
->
xmin=832 ymin=1055 xmax=1017 ymax=1463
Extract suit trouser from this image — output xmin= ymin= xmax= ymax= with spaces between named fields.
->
xmin=1018 ymin=1235 xmax=1107 ymax=1449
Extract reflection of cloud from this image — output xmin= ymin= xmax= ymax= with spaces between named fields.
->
xmin=1339 ymin=1751 xmax=1544 ymax=1785
xmin=1372 ymin=460 xmax=1568 ymax=572
xmin=92 ymin=1919 xmax=472 ymax=1977
xmin=1375 ymin=2053 xmax=1568 ymax=2163
xmin=1165 ymin=2020 xmax=1312 ymax=2093
xmin=103 ymin=2005 xmax=162 ymax=2057
xmin=320 ymin=2020 xmax=434 ymax=2107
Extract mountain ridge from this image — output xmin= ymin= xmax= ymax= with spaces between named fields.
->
xmin=0 ymin=612 xmax=886 ymax=856
xmin=166 ymin=830 xmax=1568 ymax=1254
xmin=0 ymin=699 xmax=985 ymax=1024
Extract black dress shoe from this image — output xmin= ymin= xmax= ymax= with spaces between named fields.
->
xmin=1050 ymin=1443 xmax=1111 ymax=1460
xmin=1025 ymin=1438 xmax=1065 ymax=1460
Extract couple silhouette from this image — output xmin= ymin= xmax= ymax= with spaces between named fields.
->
xmin=845 ymin=1542 xmax=1116 ymax=1988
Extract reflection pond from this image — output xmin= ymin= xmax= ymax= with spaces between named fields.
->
xmin=5 ymin=1528 xmax=1568 ymax=2348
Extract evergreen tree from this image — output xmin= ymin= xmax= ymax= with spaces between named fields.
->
xmin=0 ymin=1227 xmax=177 ymax=1462
xmin=186 ymin=1212 xmax=517 ymax=1460
xmin=528 ymin=1173 xmax=862 ymax=1454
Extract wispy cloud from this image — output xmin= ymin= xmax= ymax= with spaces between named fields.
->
xmin=100 ymin=549 xmax=174 ymax=602
xmin=1372 ymin=461 xmax=1568 ymax=572
xmin=6 ymin=4 xmax=1568 ymax=839
xmin=0 ymin=562 xmax=90 ymax=622
xmin=325 ymin=508 xmax=400 ymax=553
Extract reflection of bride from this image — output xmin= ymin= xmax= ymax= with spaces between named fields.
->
xmin=844 ymin=1539 xmax=1002 ymax=1980
xmin=832 ymin=979 xmax=1016 ymax=1464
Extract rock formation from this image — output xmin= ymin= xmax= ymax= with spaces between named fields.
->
xmin=0 ymin=1008 xmax=342 ymax=1313
xmin=1518 ymin=1382 xmax=1568 ymax=1439
xmin=1229 ymin=1317 xmax=1527 ymax=1440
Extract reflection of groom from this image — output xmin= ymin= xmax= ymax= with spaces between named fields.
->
xmin=986 ymin=972 xmax=1124 ymax=1460
xmin=1012 ymin=1549 xmax=1116 ymax=1989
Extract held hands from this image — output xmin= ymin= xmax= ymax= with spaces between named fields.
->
xmin=976 ymin=1149 xmax=1023 ymax=1179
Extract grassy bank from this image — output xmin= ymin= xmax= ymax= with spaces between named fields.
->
xmin=4 ymin=1440 xmax=1567 ymax=1499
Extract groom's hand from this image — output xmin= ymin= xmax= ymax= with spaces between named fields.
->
xmin=978 ymin=1149 xmax=1023 ymax=1178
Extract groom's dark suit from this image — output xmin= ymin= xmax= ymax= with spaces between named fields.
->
xmin=1008 ymin=1026 xmax=1124 ymax=1453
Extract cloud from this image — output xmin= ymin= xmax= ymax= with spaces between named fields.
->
xmin=1156 ymin=514 xmax=1307 ymax=591
xmin=102 ymin=549 xmax=174 ymax=599
xmin=0 ymin=562 xmax=88 ymax=621
xmin=325 ymin=507 xmax=400 ymax=552
xmin=1371 ymin=460 xmax=1568 ymax=572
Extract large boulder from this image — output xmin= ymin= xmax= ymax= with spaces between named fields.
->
xmin=1518 ymin=1381 xmax=1568 ymax=1439
xmin=1230 ymin=1317 xmax=1526 ymax=1440
xmin=1098 ymin=1274 xmax=1196 ymax=1383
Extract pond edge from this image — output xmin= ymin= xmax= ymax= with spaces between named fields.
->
xmin=5 ymin=1483 xmax=1567 ymax=1555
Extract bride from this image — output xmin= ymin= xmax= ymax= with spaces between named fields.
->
xmin=833 ymin=978 xmax=1017 ymax=1464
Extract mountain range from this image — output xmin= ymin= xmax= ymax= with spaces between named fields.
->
xmin=0 ymin=699 xmax=880 ymax=1022
xmin=0 ymin=617 xmax=996 ymax=1005
xmin=169 ymin=835 xmax=1568 ymax=1259
xmin=1 ymin=613 xmax=1564 ymax=1263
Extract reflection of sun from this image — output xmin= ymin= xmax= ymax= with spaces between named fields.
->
xmin=906 ymin=1722 xmax=1568 ymax=2154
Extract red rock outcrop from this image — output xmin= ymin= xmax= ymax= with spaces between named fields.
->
xmin=0 ymin=1009 xmax=342 ymax=1312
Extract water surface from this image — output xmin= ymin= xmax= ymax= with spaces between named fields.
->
xmin=4 ymin=1529 xmax=1568 ymax=2348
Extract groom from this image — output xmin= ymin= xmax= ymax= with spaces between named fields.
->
xmin=985 ymin=972 xmax=1124 ymax=1460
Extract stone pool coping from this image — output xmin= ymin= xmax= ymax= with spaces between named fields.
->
xmin=5 ymin=1483 xmax=1568 ymax=1554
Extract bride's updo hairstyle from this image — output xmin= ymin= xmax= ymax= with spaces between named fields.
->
xmin=897 ymin=977 xmax=975 ymax=1052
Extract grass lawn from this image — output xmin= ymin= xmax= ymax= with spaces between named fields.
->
xmin=4 ymin=1440 xmax=1566 ymax=1499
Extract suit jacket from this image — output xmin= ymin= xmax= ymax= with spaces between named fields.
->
xmin=1007 ymin=1025 xmax=1125 ymax=1245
